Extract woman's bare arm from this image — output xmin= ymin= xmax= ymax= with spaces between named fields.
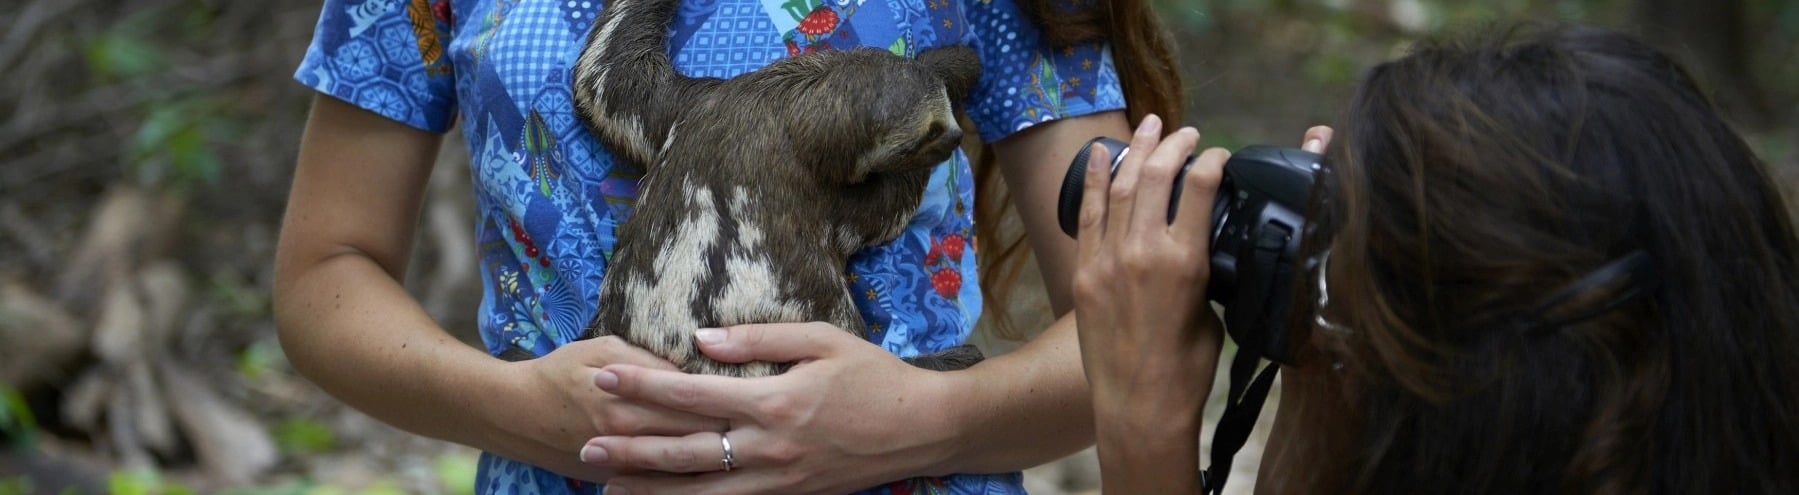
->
xmin=274 ymin=95 xmax=723 ymax=481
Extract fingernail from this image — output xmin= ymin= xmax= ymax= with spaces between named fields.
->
xmin=1304 ymin=138 xmax=1324 ymax=153
xmin=696 ymin=327 xmax=726 ymax=345
xmin=594 ymin=370 xmax=619 ymax=391
xmin=604 ymin=485 xmax=630 ymax=495
xmin=1138 ymin=114 xmax=1162 ymax=136
xmin=580 ymin=443 xmax=610 ymax=463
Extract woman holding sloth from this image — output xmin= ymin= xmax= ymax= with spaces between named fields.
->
xmin=275 ymin=0 xmax=1182 ymax=493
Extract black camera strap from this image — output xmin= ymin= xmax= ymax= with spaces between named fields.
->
xmin=1201 ymin=349 xmax=1280 ymax=495
xmin=1201 ymin=225 xmax=1293 ymax=494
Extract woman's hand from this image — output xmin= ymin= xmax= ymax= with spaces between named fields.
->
xmin=506 ymin=336 xmax=731 ymax=477
xmin=572 ymin=323 xmax=962 ymax=494
xmin=1070 ymin=114 xmax=1228 ymax=493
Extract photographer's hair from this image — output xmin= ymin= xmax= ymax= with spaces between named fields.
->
xmin=975 ymin=0 xmax=1184 ymax=336
xmin=1272 ymin=24 xmax=1799 ymax=494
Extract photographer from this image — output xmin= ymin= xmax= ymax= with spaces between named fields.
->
xmin=1073 ymin=25 xmax=1799 ymax=494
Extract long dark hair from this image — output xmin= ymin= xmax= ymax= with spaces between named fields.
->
xmin=1272 ymin=24 xmax=1799 ymax=494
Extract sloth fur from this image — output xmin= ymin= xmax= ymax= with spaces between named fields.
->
xmin=522 ymin=0 xmax=986 ymax=376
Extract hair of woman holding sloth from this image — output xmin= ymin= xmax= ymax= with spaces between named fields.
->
xmin=1074 ymin=24 xmax=1799 ymax=494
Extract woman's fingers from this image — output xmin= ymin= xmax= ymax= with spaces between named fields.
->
xmin=595 ymin=396 xmax=731 ymax=436
xmin=1169 ymin=147 xmax=1231 ymax=243
xmin=597 ymin=365 xmax=760 ymax=419
xmin=1135 ymin=127 xmax=1200 ymax=236
xmin=542 ymin=336 xmax=728 ymax=436
xmin=1076 ymin=144 xmax=1113 ymax=264
xmin=1302 ymin=125 xmax=1334 ymax=153
xmin=579 ymin=336 xmax=685 ymax=371
xmin=1106 ymin=114 xmax=1162 ymax=242
xmin=582 ymin=431 xmax=746 ymax=474
xmin=692 ymin=322 xmax=853 ymax=364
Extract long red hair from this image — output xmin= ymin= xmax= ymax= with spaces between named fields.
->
xmin=975 ymin=0 xmax=1185 ymax=336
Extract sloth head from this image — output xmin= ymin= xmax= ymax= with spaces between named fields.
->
xmin=764 ymin=47 xmax=982 ymax=186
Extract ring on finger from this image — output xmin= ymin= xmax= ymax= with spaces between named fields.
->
xmin=720 ymin=432 xmax=736 ymax=472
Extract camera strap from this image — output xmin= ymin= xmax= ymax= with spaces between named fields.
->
xmin=1202 ymin=225 xmax=1294 ymax=494
xmin=1200 ymin=347 xmax=1279 ymax=495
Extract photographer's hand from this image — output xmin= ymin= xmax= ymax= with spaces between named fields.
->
xmin=1071 ymin=114 xmax=1227 ymax=494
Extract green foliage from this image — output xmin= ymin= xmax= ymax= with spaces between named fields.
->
xmin=0 ymin=476 xmax=31 ymax=495
xmin=128 ymin=98 xmax=231 ymax=191
xmin=433 ymin=453 xmax=479 ymax=495
xmin=217 ymin=479 xmax=326 ymax=495
xmin=236 ymin=338 xmax=286 ymax=380
xmin=356 ymin=481 xmax=407 ymax=495
xmin=212 ymin=269 xmax=272 ymax=321
xmin=107 ymin=469 xmax=193 ymax=495
xmin=1775 ymin=0 xmax=1799 ymax=37
xmin=0 ymin=386 xmax=37 ymax=451
xmin=82 ymin=7 xmax=240 ymax=193
xmin=1304 ymin=52 xmax=1358 ymax=86
xmin=83 ymin=16 xmax=164 ymax=80
xmin=273 ymin=418 xmax=337 ymax=456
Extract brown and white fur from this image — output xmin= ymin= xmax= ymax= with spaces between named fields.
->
xmin=530 ymin=0 xmax=984 ymax=376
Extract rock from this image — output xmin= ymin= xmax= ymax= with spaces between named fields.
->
xmin=126 ymin=360 xmax=178 ymax=456
xmin=159 ymin=361 xmax=277 ymax=484
xmin=90 ymin=282 xmax=147 ymax=366
xmin=54 ymin=187 xmax=183 ymax=308
xmin=59 ymin=369 xmax=111 ymax=431
xmin=135 ymin=261 xmax=190 ymax=350
xmin=0 ymin=274 xmax=85 ymax=388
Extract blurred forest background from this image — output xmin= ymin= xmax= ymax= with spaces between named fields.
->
xmin=0 ymin=0 xmax=1793 ymax=493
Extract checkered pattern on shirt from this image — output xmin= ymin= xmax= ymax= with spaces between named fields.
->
xmin=490 ymin=0 xmax=565 ymax=107
xmin=673 ymin=0 xmax=784 ymax=78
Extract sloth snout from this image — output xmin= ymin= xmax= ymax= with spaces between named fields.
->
xmin=936 ymin=124 xmax=962 ymax=149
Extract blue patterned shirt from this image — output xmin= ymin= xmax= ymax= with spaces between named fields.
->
xmin=295 ymin=0 xmax=1123 ymax=492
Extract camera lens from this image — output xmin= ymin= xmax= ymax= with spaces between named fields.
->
xmin=1057 ymin=137 xmax=1212 ymax=238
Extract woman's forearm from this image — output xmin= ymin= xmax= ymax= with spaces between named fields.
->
xmin=928 ymin=314 xmax=1094 ymax=474
xmin=274 ymin=96 xmax=614 ymax=479
xmin=273 ymin=250 xmax=607 ymax=478
xmin=1095 ymin=402 xmax=1204 ymax=493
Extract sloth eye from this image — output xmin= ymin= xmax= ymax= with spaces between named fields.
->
xmin=921 ymin=122 xmax=945 ymax=141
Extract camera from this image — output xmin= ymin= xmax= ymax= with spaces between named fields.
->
xmin=1056 ymin=137 xmax=1323 ymax=364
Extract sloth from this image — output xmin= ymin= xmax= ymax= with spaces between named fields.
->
xmin=526 ymin=0 xmax=986 ymax=377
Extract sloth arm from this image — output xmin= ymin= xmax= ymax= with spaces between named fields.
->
xmin=274 ymin=95 xmax=721 ymax=482
xmin=928 ymin=109 xmax=1132 ymax=472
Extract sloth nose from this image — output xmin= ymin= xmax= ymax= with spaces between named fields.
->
xmin=937 ymin=125 xmax=962 ymax=148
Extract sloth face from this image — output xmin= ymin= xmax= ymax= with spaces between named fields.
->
xmin=771 ymin=49 xmax=973 ymax=186
xmin=859 ymin=80 xmax=963 ymax=178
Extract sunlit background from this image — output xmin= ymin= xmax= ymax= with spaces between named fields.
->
xmin=1 ymin=0 xmax=1792 ymax=493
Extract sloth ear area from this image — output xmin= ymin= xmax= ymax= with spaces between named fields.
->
xmin=848 ymin=108 xmax=964 ymax=182
xmin=914 ymin=46 xmax=981 ymax=103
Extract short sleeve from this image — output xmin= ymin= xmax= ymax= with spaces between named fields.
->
xmin=294 ymin=0 xmax=459 ymax=133
xmin=962 ymin=0 xmax=1126 ymax=143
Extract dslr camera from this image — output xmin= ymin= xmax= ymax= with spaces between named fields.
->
xmin=1056 ymin=137 xmax=1323 ymax=364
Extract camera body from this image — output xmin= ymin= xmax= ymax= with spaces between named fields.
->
xmin=1057 ymin=137 xmax=1322 ymax=364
